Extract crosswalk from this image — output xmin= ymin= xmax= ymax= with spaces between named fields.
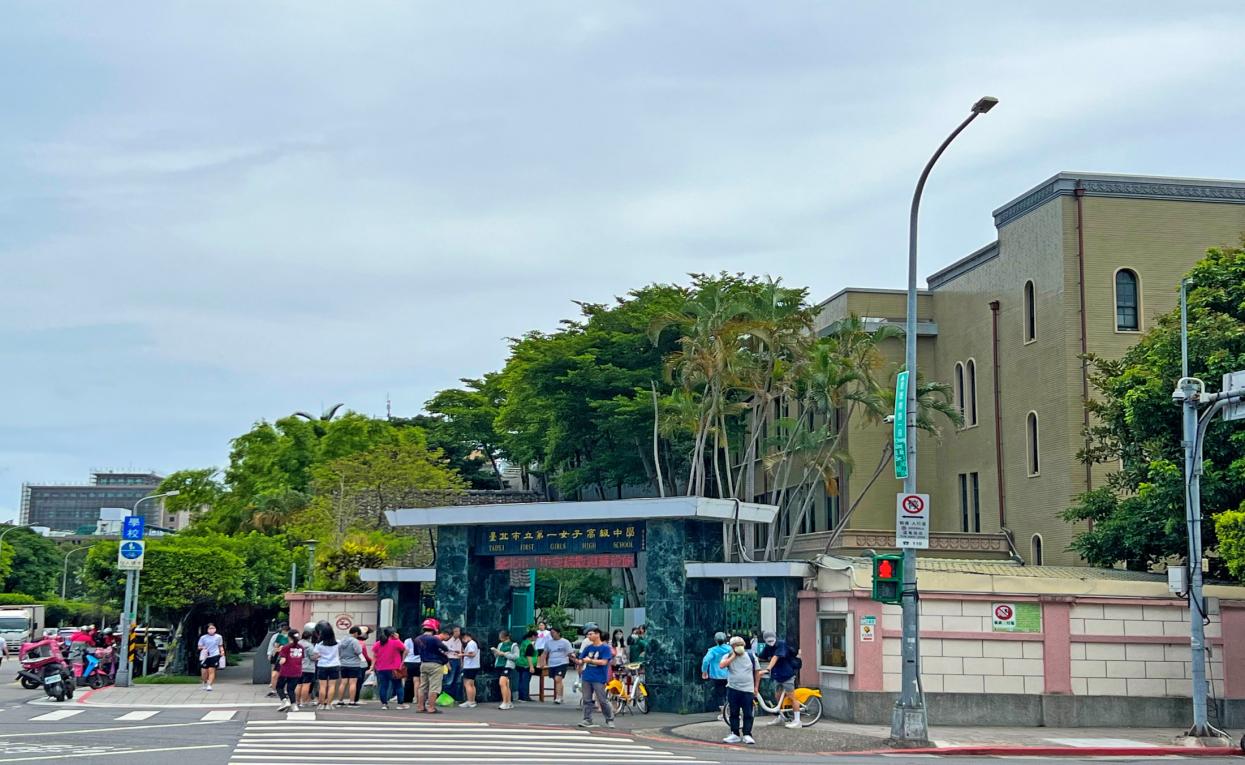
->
xmin=30 ymin=708 xmax=236 ymax=722
xmin=229 ymin=720 xmax=720 ymax=764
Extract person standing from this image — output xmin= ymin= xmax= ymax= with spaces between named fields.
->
xmin=543 ymin=627 xmax=573 ymax=704
xmin=371 ymin=627 xmax=406 ymax=710
xmin=610 ymin=630 xmax=629 ymax=674
xmin=575 ymin=627 xmax=615 ymax=729
xmin=459 ymin=630 xmax=480 ymax=708
xmin=313 ymin=622 xmax=342 ymax=711
xmin=444 ymin=626 xmax=464 ymax=702
xmin=719 ymin=636 xmax=760 ymax=745
xmin=757 ymin=630 xmax=800 ymax=728
xmin=402 ymin=630 xmax=421 ymax=710
xmin=338 ymin=626 xmax=366 ymax=707
xmin=515 ymin=630 xmax=537 ymax=702
xmin=267 ymin=624 xmax=291 ymax=697
xmin=275 ymin=628 xmax=304 ymax=712
xmin=197 ymin=623 xmax=224 ymax=692
xmin=414 ymin=619 xmax=449 ymax=713
xmin=351 ymin=627 xmax=372 ymax=705
xmin=297 ymin=628 xmax=317 ymax=706
xmin=627 ymin=624 xmax=650 ymax=665
xmin=700 ymin=632 xmax=732 ymax=709
xmin=490 ymin=630 xmax=518 ymax=710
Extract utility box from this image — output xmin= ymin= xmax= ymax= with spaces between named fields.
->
xmin=1168 ymin=565 xmax=1188 ymax=596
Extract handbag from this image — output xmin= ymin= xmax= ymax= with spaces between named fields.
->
xmin=394 ymin=664 xmax=408 ymax=681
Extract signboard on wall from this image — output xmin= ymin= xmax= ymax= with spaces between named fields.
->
xmin=991 ymin=602 xmax=1041 ymax=633
xmin=476 ymin=522 xmax=645 ymax=556
xmin=494 ymin=553 xmax=636 ymax=570
xmin=859 ymin=614 xmax=876 ymax=642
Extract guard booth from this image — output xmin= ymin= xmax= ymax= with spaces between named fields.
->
xmin=378 ymin=496 xmax=785 ymax=713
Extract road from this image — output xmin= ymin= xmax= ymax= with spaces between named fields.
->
xmin=0 ymin=683 xmax=1240 ymax=764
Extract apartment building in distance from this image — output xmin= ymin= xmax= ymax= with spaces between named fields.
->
xmin=777 ymin=171 xmax=1245 ymax=566
xmin=20 ymin=471 xmax=172 ymax=532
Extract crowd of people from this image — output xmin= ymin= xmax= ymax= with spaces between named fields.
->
xmin=255 ymin=616 xmax=801 ymax=745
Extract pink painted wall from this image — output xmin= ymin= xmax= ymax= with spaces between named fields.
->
xmin=851 ymin=599 xmax=884 ymax=691
xmin=798 ymin=592 xmax=818 ymax=687
xmin=1222 ymin=604 xmax=1245 ymax=699
xmin=1041 ymin=598 xmax=1072 ymax=694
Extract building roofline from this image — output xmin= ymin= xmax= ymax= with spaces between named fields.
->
xmin=927 ymin=241 xmax=1000 ymax=290
xmin=814 ymin=286 xmax=931 ymax=311
xmin=993 ymin=171 xmax=1245 ymax=228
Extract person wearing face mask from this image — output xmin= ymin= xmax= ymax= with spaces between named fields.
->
xmin=197 ymin=623 xmax=224 ymax=692
xmin=700 ymin=631 xmax=731 ymax=709
xmin=757 ymin=630 xmax=800 ymax=728
xmin=718 ymin=635 xmax=760 ymax=745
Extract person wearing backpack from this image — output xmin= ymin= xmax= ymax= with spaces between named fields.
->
xmin=718 ymin=635 xmax=760 ymax=745
xmin=758 ymin=630 xmax=802 ymax=728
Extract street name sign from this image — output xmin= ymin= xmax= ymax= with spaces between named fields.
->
xmin=117 ymin=540 xmax=145 ymax=571
xmin=895 ymin=492 xmax=929 ymax=549
xmin=893 ymin=371 xmax=909 ymax=479
xmin=121 ymin=516 xmax=145 ymax=541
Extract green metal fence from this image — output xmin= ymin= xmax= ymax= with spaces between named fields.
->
xmin=723 ymin=591 xmax=759 ymax=636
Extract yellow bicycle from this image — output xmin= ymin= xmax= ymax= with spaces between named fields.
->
xmin=604 ymin=662 xmax=649 ymax=715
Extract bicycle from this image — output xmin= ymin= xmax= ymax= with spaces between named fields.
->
xmin=719 ymin=683 xmax=823 ymax=728
xmin=605 ymin=662 xmax=649 ymax=715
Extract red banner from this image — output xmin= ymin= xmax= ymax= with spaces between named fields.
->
xmin=494 ymin=553 xmax=636 ymax=570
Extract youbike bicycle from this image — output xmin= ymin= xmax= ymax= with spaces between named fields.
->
xmin=719 ymin=681 xmax=823 ymax=727
xmin=605 ymin=662 xmax=649 ymax=715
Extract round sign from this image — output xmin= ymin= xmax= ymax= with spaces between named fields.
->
xmin=901 ymin=495 xmax=925 ymax=515
xmin=994 ymin=604 xmax=1014 ymax=621
xmin=335 ymin=614 xmax=353 ymax=631
xmin=120 ymin=541 xmax=143 ymax=558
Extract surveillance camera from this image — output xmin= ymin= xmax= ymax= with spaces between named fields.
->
xmin=884 ymin=415 xmax=896 ymax=423
xmin=1172 ymin=387 xmax=1187 ymax=402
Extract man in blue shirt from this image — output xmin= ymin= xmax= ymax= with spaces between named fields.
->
xmin=575 ymin=627 xmax=615 ymax=729
xmin=700 ymin=631 xmax=732 ymax=709
xmin=757 ymin=630 xmax=800 ymax=728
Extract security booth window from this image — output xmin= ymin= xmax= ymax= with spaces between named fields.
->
xmin=818 ymin=615 xmax=850 ymax=671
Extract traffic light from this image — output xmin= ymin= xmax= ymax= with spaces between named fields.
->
xmin=871 ymin=553 xmax=904 ymax=605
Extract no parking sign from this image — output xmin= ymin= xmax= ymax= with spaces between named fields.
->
xmin=895 ymin=493 xmax=929 ymax=549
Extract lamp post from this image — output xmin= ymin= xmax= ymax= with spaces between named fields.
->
xmin=894 ymin=96 xmax=998 ymax=746
xmin=303 ymin=540 xmax=318 ymax=590
xmin=115 ymin=490 xmax=178 ymax=687
xmin=61 ymin=546 xmax=90 ymax=599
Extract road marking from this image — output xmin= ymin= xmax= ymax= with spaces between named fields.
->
xmin=202 ymin=710 xmax=236 ymax=721
xmin=0 ymin=720 xmax=228 ymax=738
xmin=115 ymin=711 xmax=160 ymax=721
xmin=0 ymin=744 xmax=228 ymax=762
xmin=27 ymin=710 xmax=84 ymax=722
xmin=285 ymin=711 xmax=316 ymax=721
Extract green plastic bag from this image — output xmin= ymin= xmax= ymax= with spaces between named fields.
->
xmin=436 ymin=692 xmax=455 ymax=707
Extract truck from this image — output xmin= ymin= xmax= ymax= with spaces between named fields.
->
xmin=0 ymin=606 xmax=46 ymax=654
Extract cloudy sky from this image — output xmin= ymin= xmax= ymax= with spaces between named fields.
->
xmin=2 ymin=2 xmax=1244 ymax=521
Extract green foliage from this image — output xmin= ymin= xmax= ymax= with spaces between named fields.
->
xmin=0 ymin=593 xmax=36 ymax=605
xmin=420 ymin=375 xmax=507 ymax=489
xmin=157 ymin=469 xmax=225 ymax=521
xmin=535 ymin=568 xmax=616 ymax=611
xmin=83 ymin=535 xmax=254 ymax=616
xmin=134 ymin=674 xmax=201 ymax=684
xmin=1216 ymin=509 xmax=1245 ymax=579
xmin=536 ymin=603 xmax=572 ymax=634
xmin=43 ymin=598 xmax=118 ymax=628
xmin=0 ymin=528 xmax=61 ymax=599
xmin=1065 ymin=244 xmax=1245 ymax=572
xmin=315 ymin=537 xmax=389 ymax=592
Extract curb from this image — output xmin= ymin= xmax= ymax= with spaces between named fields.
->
xmin=840 ymin=745 xmax=1243 ymax=757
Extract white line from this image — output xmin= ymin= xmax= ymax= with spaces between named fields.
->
xmin=115 ymin=710 xmax=159 ymax=721
xmin=243 ymin=721 xmax=491 ymax=728
xmin=230 ymin=759 xmax=709 ymax=764
xmin=27 ymin=710 xmax=85 ymax=722
xmin=0 ymin=720 xmax=228 ymax=738
xmin=236 ymin=745 xmax=665 ymax=752
xmin=202 ymin=710 xmax=236 ymax=721
xmin=0 ymin=744 xmax=229 ymax=763
xmin=285 ymin=711 xmax=316 ymax=721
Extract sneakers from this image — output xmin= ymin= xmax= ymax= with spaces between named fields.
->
xmin=266 ymin=690 xmax=278 ymax=698
xmin=396 ymin=704 xmax=409 ymax=710
xmin=577 ymin=720 xmax=598 ymax=728
xmin=723 ymin=734 xmax=742 ymax=744
xmin=498 ymin=702 xmax=514 ymax=710
xmin=204 ymin=684 xmax=213 ymax=692
xmin=606 ymin=720 xmax=616 ymax=729
xmin=743 ymin=735 xmax=756 ymax=745
xmin=766 ymin=716 xmax=785 ymax=726
xmin=379 ymin=704 xmax=389 ymax=710
xmin=277 ymin=702 xmax=290 ymax=712
xmin=553 ymin=697 xmax=563 ymax=704
xmin=291 ymin=704 xmax=300 ymax=713
xmin=460 ymin=702 xmax=477 ymax=708
xmin=785 ymin=720 xmax=802 ymax=729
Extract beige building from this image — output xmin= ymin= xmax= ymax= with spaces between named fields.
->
xmin=781 ymin=172 xmax=1245 ymax=566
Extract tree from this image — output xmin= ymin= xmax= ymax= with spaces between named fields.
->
xmin=1064 ymin=244 xmax=1245 ymax=572
xmin=0 ymin=528 xmax=60 ymax=598
xmin=316 ymin=537 xmax=389 ymax=593
xmin=421 ymin=375 xmax=507 ymax=488
xmin=535 ymin=569 xmax=616 ymax=611
xmin=157 ymin=469 xmax=225 ymax=522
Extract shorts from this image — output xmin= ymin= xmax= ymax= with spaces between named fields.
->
xmin=201 ymin=655 xmax=220 ymax=669
xmin=548 ymin=665 xmax=568 ymax=678
xmin=316 ymin=666 xmax=342 ymax=681
xmin=498 ymin=667 xmax=514 ymax=680
xmin=340 ymin=666 xmax=362 ymax=679
xmin=300 ymin=671 xmax=315 ymax=685
xmin=270 ymin=655 xmax=281 ymax=668
xmin=775 ymin=678 xmax=796 ymax=692
xmin=462 ymin=668 xmax=479 ymax=680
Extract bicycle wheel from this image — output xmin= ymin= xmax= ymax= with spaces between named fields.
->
xmin=799 ymin=695 xmax=823 ymax=726
xmin=634 ymin=683 xmax=648 ymax=714
xmin=607 ymin=690 xmax=626 ymax=715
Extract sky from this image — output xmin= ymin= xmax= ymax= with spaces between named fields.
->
xmin=2 ymin=2 xmax=1244 ymax=522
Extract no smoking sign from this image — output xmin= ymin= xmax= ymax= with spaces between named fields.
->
xmin=992 ymin=603 xmax=1017 ymax=630
xmin=895 ymin=493 xmax=930 ymax=549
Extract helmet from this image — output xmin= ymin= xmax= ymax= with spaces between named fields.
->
xmin=304 ymin=622 xmax=316 ymax=634
xmin=421 ymin=618 xmax=440 ymax=632
xmin=103 ymin=628 xmax=114 ymax=635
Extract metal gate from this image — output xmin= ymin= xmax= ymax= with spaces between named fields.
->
xmin=723 ymin=591 xmax=759 ymax=636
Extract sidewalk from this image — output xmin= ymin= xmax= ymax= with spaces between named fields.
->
xmin=67 ymin=651 xmax=275 ymax=708
xmin=666 ymin=717 xmax=1243 ymax=757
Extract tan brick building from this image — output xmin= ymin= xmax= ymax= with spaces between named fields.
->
xmin=781 ymin=172 xmax=1245 ymax=566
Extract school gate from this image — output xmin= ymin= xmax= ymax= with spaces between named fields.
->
xmin=364 ymin=496 xmax=805 ymax=713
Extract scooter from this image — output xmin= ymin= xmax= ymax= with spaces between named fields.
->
xmin=76 ymin=647 xmax=114 ymax=689
xmin=16 ymin=634 xmax=74 ymax=702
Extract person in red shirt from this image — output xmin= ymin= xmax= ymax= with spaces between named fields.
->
xmin=276 ymin=628 xmax=306 ymax=712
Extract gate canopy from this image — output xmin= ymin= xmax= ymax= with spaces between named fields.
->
xmin=385 ymin=496 xmax=778 ymax=528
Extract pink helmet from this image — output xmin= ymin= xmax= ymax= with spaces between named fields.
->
xmin=421 ymin=618 xmax=440 ymax=632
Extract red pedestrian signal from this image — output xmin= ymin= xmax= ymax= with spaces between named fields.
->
xmin=871 ymin=553 xmax=904 ymax=605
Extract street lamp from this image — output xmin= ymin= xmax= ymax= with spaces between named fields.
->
xmin=303 ymin=540 xmax=318 ymax=589
xmin=115 ymin=490 xmax=179 ymax=687
xmin=894 ymin=96 xmax=998 ymax=746
xmin=61 ymin=546 xmax=90 ymax=599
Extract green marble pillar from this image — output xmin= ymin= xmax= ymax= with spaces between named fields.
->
xmin=757 ymin=576 xmax=802 ymax=648
xmin=644 ymin=519 xmax=725 ymax=713
xmin=434 ymin=526 xmax=511 ymax=702
xmin=376 ymin=582 xmax=424 ymax=634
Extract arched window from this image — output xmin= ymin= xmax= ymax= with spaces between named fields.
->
xmin=1115 ymin=269 xmax=1140 ymax=331
xmin=953 ymin=362 xmax=965 ymax=419
xmin=1031 ymin=534 xmax=1044 ymax=566
xmin=966 ymin=359 xmax=978 ymax=427
xmin=1023 ymin=281 xmax=1036 ymax=342
xmin=1026 ymin=411 xmax=1040 ymax=476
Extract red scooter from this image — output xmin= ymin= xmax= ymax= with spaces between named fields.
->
xmin=17 ymin=634 xmax=75 ymax=702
